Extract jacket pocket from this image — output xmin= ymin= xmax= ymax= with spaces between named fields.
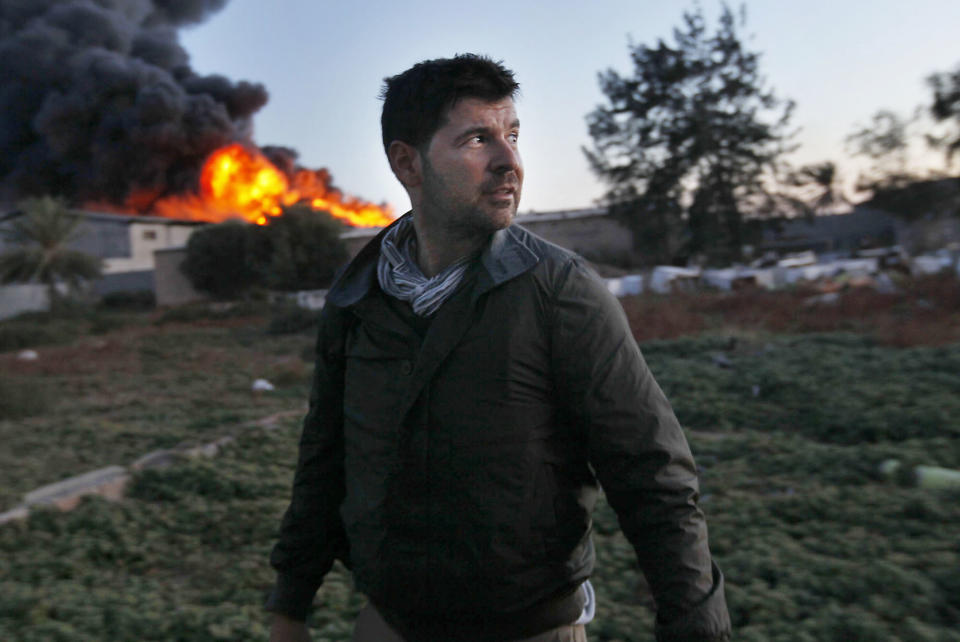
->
xmin=342 ymin=321 xmax=414 ymax=447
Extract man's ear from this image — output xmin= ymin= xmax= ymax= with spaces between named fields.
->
xmin=387 ymin=140 xmax=423 ymax=188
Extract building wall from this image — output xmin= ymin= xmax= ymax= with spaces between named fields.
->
xmin=0 ymin=284 xmax=48 ymax=320
xmin=896 ymin=217 xmax=960 ymax=254
xmin=93 ymin=270 xmax=155 ymax=296
xmin=760 ymin=207 xmax=899 ymax=254
xmin=73 ymin=217 xmax=131 ymax=259
xmin=341 ymin=229 xmax=378 ymax=259
xmin=166 ymin=224 xmax=195 ymax=247
xmin=515 ymin=214 xmax=632 ymax=262
xmin=101 ymin=221 xmax=197 ymax=274
xmin=154 ymin=247 xmax=206 ymax=307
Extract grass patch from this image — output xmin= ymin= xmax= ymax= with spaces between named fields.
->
xmin=2 ymin=281 xmax=959 ymax=640
xmin=1 ymin=419 xmax=957 ymax=641
xmin=0 ymin=319 xmax=81 ymax=353
xmin=642 ymin=333 xmax=960 ymax=443
xmin=0 ymin=378 xmax=54 ymax=420
xmin=0 ymin=313 xmax=313 ymax=510
xmin=622 ymin=272 xmax=960 ymax=346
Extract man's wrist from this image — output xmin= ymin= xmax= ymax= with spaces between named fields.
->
xmin=264 ymin=573 xmax=320 ymax=621
xmin=269 ymin=613 xmax=311 ymax=642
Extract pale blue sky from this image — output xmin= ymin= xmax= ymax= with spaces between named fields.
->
xmin=180 ymin=0 xmax=960 ymax=214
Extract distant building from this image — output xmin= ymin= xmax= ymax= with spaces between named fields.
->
xmin=0 ymin=208 xmax=205 ymax=296
xmin=515 ymin=207 xmax=633 ymax=262
xmin=759 ymin=206 xmax=899 ymax=256
xmin=74 ymin=210 xmax=205 ymax=294
xmin=340 ymin=207 xmax=633 ymax=263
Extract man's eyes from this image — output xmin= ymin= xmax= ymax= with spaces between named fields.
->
xmin=466 ymin=133 xmax=519 ymax=145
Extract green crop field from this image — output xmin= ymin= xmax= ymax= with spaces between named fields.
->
xmin=1 ymin=281 xmax=959 ymax=641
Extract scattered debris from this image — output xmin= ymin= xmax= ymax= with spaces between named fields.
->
xmin=776 ymin=250 xmax=817 ymax=268
xmin=183 ymin=435 xmax=235 ymax=458
xmin=130 ymin=449 xmax=179 ymax=472
xmin=269 ymin=288 xmax=328 ymax=311
xmin=803 ymin=292 xmax=840 ymax=307
xmin=16 ymin=349 xmax=38 ymax=361
xmin=21 ymin=466 xmax=130 ymax=512
xmin=912 ymin=254 xmax=951 ymax=276
xmin=710 ymin=353 xmax=733 ymax=369
xmin=603 ymin=244 xmax=954 ymax=299
xmin=649 ymin=266 xmax=701 ymax=294
xmin=880 ymin=459 xmax=960 ymax=490
xmin=251 ymin=378 xmax=275 ymax=392
xmin=873 ymin=272 xmax=899 ymax=294
xmin=605 ymin=274 xmax=644 ymax=297
xmin=0 ymin=407 xmax=306 ymax=526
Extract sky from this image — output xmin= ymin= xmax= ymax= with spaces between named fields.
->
xmin=180 ymin=0 xmax=960 ymax=215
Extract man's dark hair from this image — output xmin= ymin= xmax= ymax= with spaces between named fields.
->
xmin=380 ymin=54 xmax=519 ymax=153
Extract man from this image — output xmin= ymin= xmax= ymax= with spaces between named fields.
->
xmin=267 ymin=54 xmax=730 ymax=642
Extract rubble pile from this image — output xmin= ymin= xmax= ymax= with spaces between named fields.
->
xmin=605 ymin=244 xmax=960 ymax=297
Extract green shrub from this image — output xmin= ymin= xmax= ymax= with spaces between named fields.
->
xmin=0 ymin=378 xmax=53 ymax=419
xmin=267 ymin=358 xmax=312 ymax=386
xmin=266 ymin=305 xmax=319 ymax=335
xmin=259 ymin=205 xmax=348 ymax=292
xmin=99 ymin=290 xmax=155 ymax=310
xmin=155 ymin=300 xmax=270 ymax=325
xmin=128 ymin=459 xmax=281 ymax=504
xmin=179 ymin=207 xmax=349 ymax=301
xmin=0 ymin=320 xmax=78 ymax=352
xmin=643 ymin=333 xmax=960 ymax=443
xmin=180 ymin=221 xmax=266 ymax=300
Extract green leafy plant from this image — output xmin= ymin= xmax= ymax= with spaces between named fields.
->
xmin=0 ymin=196 xmax=102 ymax=304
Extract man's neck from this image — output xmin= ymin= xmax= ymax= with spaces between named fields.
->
xmin=411 ymin=215 xmax=489 ymax=278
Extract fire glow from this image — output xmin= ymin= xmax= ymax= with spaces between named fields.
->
xmin=146 ymin=144 xmax=394 ymax=227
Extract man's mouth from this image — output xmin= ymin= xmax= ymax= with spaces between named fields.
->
xmin=486 ymin=183 xmax=518 ymax=197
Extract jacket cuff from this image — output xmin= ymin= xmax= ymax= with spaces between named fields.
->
xmin=655 ymin=561 xmax=731 ymax=642
xmin=264 ymin=573 xmax=320 ymax=621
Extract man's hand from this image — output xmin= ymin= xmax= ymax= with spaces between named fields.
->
xmin=269 ymin=613 xmax=311 ymax=642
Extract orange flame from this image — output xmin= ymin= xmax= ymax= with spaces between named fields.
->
xmin=140 ymin=144 xmax=393 ymax=227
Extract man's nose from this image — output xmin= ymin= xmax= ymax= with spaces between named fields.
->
xmin=490 ymin=138 xmax=522 ymax=174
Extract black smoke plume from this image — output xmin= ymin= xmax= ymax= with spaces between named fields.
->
xmin=0 ymin=0 xmax=268 ymax=209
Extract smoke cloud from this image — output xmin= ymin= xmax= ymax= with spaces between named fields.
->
xmin=0 ymin=0 xmax=268 ymax=209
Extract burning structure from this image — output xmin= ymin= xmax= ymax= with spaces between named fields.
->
xmin=0 ymin=0 xmax=393 ymax=228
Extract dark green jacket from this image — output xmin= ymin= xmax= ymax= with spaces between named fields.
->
xmin=267 ymin=216 xmax=730 ymax=641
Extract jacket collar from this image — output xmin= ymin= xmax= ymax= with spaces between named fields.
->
xmin=326 ymin=211 xmax=540 ymax=308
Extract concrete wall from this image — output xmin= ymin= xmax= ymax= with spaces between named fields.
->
xmin=514 ymin=212 xmax=632 ymax=262
xmin=0 ymin=284 xmax=49 ymax=320
xmin=761 ymin=207 xmax=899 ymax=254
xmin=897 ymin=218 xmax=960 ymax=254
xmin=154 ymin=247 xmax=206 ymax=307
xmin=93 ymin=270 xmax=155 ymax=296
xmin=340 ymin=228 xmax=379 ymax=258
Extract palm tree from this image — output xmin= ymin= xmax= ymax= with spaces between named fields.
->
xmin=775 ymin=161 xmax=851 ymax=220
xmin=794 ymin=162 xmax=851 ymax=214
xmin=0 ymin=196 xmax=102 ymax=305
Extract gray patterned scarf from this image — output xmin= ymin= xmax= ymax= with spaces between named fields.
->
xmin=377 ymin=216 xmax=473 ymax=317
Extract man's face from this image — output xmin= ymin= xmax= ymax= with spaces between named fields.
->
xmin=418 ymin=96 xmax=523 ymax=238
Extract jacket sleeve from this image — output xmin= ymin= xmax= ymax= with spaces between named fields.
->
xmin=551 ymin=261 xmax=731 ymax=642
xmin=265 ymin=305 xmax=351 ymax=621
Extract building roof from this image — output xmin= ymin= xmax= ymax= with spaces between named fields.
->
xmin=71 ymin=209 xmax=208 ymax=226
xmin=1 ymin=208 xmax=207 ymax=227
